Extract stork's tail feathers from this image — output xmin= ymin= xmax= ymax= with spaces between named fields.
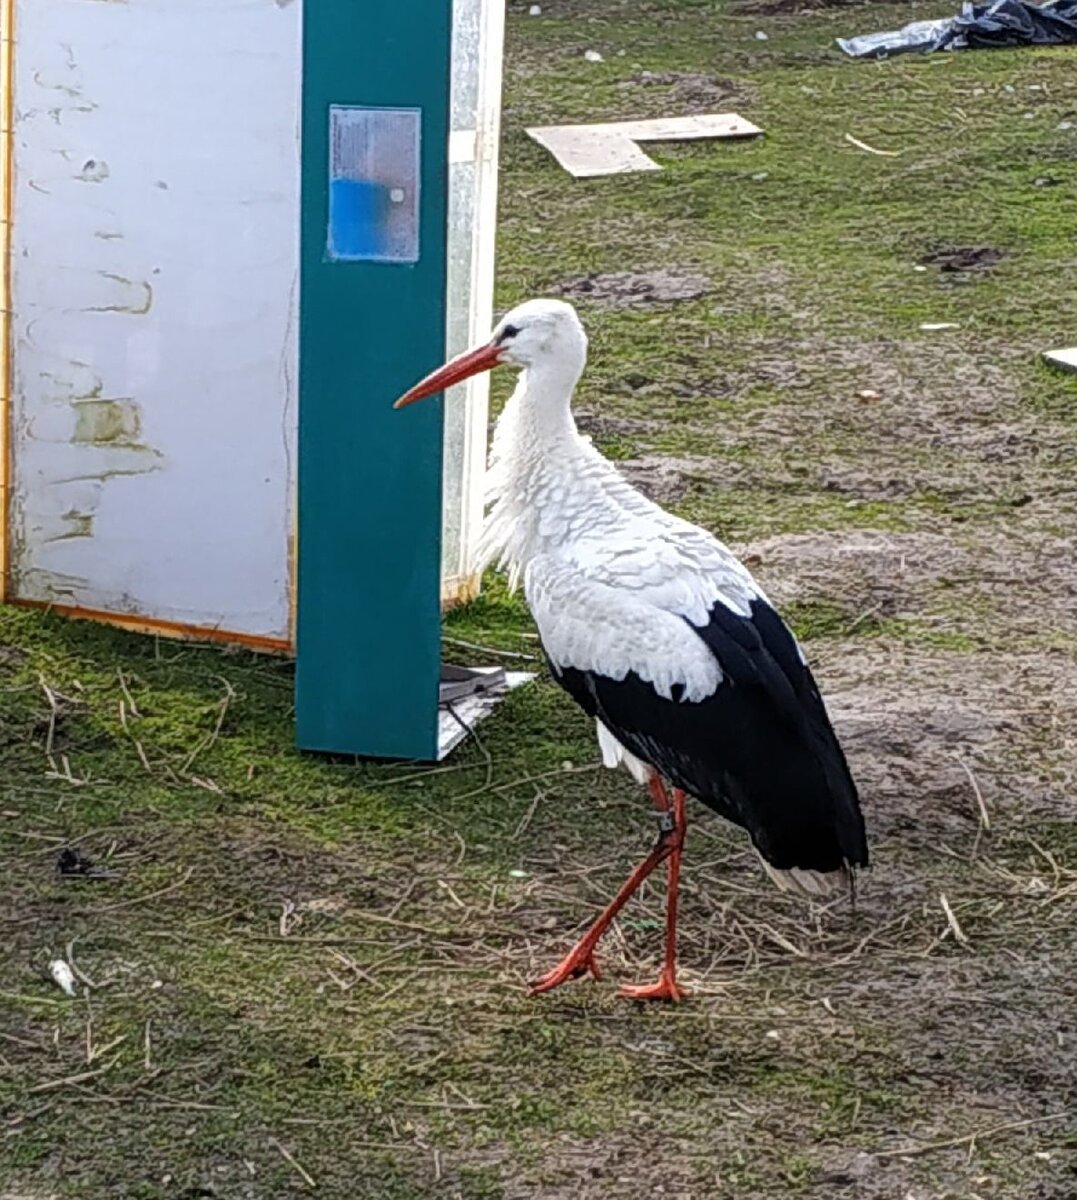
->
xmin=757 ymin=854 xmax=856 ymax=899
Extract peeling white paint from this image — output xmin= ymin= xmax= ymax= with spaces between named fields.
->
xmin=9 ymin=0 xmax=300 ymax=640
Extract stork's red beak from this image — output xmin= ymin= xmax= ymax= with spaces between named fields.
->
xmin=393 ymin=342 xmax=503 ymax=409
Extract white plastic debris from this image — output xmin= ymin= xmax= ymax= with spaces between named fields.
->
xmin=754 ymin=30 xmax=769 ymax=40
xmin=529 ymin=3 xmax=541 ymax=13
xmin=508 ymin=869 xmax=528 ymax=879
xmin=920 ymin=322 xmax=960 ymax=331
xmin=584 ymin=49 xmax=604 ymax=62
xmin=1043 ymin=347 xmax=1077 ymax=374
xmin=49 ymin=958 xmax=77 ymax=996
xmin=913 ymin=264 xmax=928 ymax=272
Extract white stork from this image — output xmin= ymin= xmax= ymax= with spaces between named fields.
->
xmin=395 ymin=299 xmax=869 ymax=1001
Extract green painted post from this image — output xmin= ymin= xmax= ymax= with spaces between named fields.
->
xmin=296 ymin=2 xmax=452 ymax=759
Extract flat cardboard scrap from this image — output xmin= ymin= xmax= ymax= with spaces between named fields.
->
xmin=526 ymin=114 xmax=763 ymax=178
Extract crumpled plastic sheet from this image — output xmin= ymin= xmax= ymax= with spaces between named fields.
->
xmin=837 ymin=0 xmax=1077 ymax=58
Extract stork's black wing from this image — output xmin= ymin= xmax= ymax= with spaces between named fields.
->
xmin=550 ymin=598 xmax=868 ymax=876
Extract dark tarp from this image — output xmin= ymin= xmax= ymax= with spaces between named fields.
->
xmin=837 ymin=0 xmax=1077 ymax=58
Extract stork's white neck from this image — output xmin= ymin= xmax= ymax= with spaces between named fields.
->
xmin=511 ymin=364 xmax=579 ymax=443
xmin=516 ymin=344 xmax=586 ymax=432
xmin=477 ymin=354 xmax=639 ymax=588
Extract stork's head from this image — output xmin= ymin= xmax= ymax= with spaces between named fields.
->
xmin=394 ymin=298 xmax=587 ymax=409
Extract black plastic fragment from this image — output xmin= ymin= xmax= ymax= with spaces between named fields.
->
xmin=838 ymin=0 xmax=1077 ymax=58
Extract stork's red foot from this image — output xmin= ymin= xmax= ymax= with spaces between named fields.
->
xmin=619 ymin=970 xmax=687 ymax=1002
xmin=529 ymin=945 xmax=602 ymax=995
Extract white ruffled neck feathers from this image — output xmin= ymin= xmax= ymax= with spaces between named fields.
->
xmin=475 ymin=366 xmax=656 ymax=590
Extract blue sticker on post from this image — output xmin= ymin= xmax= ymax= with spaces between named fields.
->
xmin=327 ymin=106 xmax=421 ymax=264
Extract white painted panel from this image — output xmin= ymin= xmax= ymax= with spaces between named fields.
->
xmin=9 ymin=0 xmax=300 ymax=640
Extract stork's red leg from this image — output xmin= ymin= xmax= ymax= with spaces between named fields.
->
xmin=620 ymin=788 xmax=688 ymax=1001
xmin=530 ymin=776 xmax=679 ymax=997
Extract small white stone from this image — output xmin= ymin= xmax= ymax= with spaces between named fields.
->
xmin=913 ymin=264 xmax=928 ymax=272
xmin=754 ymin=30 xmax=769 ymax=41
xmin=508 ymin=869 xmax=528 ymax=879
xmin=584 ymin=49 xmax=604 ymax=63
xmin=529 ymin=3 xmax=541 ymax=13
xmin=765 ymin=1029 xmax=781 ymax=1040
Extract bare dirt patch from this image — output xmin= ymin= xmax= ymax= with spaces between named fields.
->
xmin=617 ymin=70 xmax=751 ymax=114
xmin=740 ymin=529 xmax=972 ymax=615
xmin=739 ymin=0 xmax=869 ymax=13
xmin=694 ymin=332 xmax=1072 ymax=494
xmin=574 ymin=408 xmax=661 ymax=440
xmin=739 ymin=520 xmax=1077 ymax=637
xmin=557 ymin=269 xmax=712 ymax=308
xmin=822 ymin=641 xmax=1075 ymax=837
xmin=920 ymin=244 xmax=1007 ymax=274
xmin=616 ymin=453 xmax=719 ymax=503
xmin=710 ymin=259 xmax=800 ymax=319
xmin=764 ymin=336 xmax=1023 ymax=435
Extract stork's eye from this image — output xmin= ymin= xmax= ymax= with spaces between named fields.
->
xmin=500 ymin=324 xmax=519 ymax=341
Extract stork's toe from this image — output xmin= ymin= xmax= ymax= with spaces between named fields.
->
xmin=529 ymin=947 xmax=602 ymax=994
xmin=618 ymin=971 xmax=687 ymax=1002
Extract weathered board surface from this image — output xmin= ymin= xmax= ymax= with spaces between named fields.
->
xmin=6 ymin=0 xmax=300 ymax=642
xmin=527 ymin=114 xmax=763 ymax=178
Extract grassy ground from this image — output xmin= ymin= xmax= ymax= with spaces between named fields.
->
xmin=3 ymin=2 xmax=1077 ymax=1196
